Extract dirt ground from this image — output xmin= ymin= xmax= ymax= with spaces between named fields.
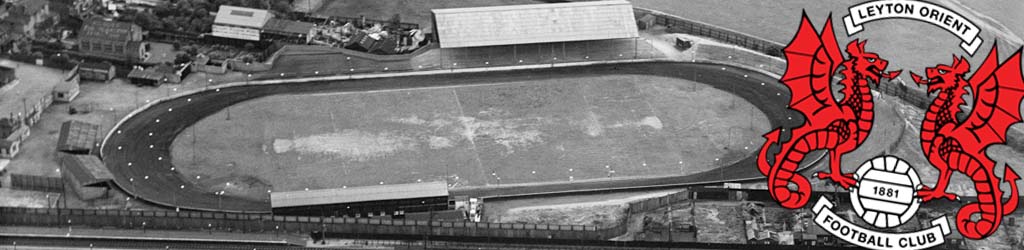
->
xmin=0 ymin=188 xmax=57 ymax=208
xmin=170 ymin=74 xmax=771 ymax=193
xmin=484 ymin=189 xmax=682 ymax=226
xmin=624 ymin=200 xmax=747 ymax=243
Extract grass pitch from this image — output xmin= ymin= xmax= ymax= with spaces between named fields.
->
xmin=170 ymin=74 xmax=770 ymax=194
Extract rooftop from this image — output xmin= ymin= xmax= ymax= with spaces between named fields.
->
xmin=79 ymin=19 xmax=141 ymax=42
xmin=214 ymin=5 xmax=273 ymax=29
xmin=57 ymin=120 xmax=99 ymax=153
xmin=431 ymin=0 xmax=638 ymax=48
xmin=60 ymin=153 xmax=114 ymax=187
xmin=271 ymin=181 xmax=449 ymax=208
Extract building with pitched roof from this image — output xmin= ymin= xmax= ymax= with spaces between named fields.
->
xmin=77 ymin=61 xmax=116 ymax=82
xmin=56 ymin=120 xmax=100 ymax=154
xmin=52 ymin=67 xmax=80 ymax=103
xmin=60 ymin=153 xmax=114 ymax=200
xmin=78 ymin=19 xmax=144 ymax=62
xmin=211 ymin=5 xmax=274 ymax=41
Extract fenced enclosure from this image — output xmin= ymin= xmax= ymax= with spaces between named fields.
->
xmin=0 ymin=207 xmax=618 ymax=241
xmin=9 ymin=174 xmax=63 ymax=193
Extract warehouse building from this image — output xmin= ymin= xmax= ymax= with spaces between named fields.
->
xmin=271 ymin=181 xmax=449 ymax=217
xmin=211 ymin=5 xmax=273 ymax=41
xmin=78 ymin=19 xmax=144 ymax=62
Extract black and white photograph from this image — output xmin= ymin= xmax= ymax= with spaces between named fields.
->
xmin=0 ymin=0 xmax=1022 ymax=249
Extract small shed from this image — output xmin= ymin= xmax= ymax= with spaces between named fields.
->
xmin=52 ymin=67 xmax=81 ymax=103
xmin=78 ymin=61 xmax=116 ymax=81
xmin=56 ymin=120 xmax=100 ymax=154
xmin=0 ymin=117 xmax=27 ymax=159
xmin=127 ymin=67 xmax=165 ymax=86
xmin=60 ymin=153 xmax=114 ymax=200
xmin=0 ymin=139 xmax=18 ymax=158
xmin=0 ymin=65 xmax=15 ymax=88
xmin=637 ymin=14 xmax=656 ymax=30
xmin=127 ymin=63 xmax=189 ymax=86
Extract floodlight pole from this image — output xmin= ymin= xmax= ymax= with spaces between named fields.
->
xmin=191 ymin=124 xmax=196 ymax=164
xmin=667 ymin=194 xmax=673 ymax=242
xmin=60 ymin=163 xmax=66 ymax=209
xmin=561 ymin=42 xmax=565 ymax=60
xmin=633 ymin=37 xmax=638 ymax=59
xmin=513 ymin=45 xmax=517 ymax=63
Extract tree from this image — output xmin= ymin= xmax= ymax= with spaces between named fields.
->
xmin=271 ymin=0 xmax=291 ymax=14
xmin=162 ymin=17 xmax=179 ymax=31
xmin=193 ymin=7 xmax=208 ymax=18
xmin=139 ymin=12 xmax=163 ymax=30
xmin=189 ymin=18 xmax=205 ymax=33
xmin=173 ymin=53 xmax=192 ymax=64
xmin=184 ymin=45 xmax=199 ymax=56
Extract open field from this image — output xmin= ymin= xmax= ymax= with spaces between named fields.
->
xmin=171 ymin=74 xmax=770 ymax=196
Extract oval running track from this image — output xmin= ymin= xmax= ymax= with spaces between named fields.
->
xmin=101 ymin=62 xmax=816 ymax=213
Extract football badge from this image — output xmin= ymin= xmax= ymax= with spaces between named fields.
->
xmin=758 ymin=1 xmax=1024 ymax=249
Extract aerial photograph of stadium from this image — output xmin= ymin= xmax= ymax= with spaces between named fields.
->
xmin=0 ymin=0 xmax=1022 ymax=249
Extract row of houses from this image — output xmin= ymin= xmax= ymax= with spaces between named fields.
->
xmin=0 ymin=0 xmax=61 ymax=52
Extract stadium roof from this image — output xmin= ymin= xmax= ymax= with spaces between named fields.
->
xmin=271 ymin=181 xmax=449 ymax=208
xmin=61 ymin=154 xmax=114 ymax=187
xmin=431 ymin=1 xmax=639 ymax=48
xmin=214 ymin=5 xmax=273 ymax=29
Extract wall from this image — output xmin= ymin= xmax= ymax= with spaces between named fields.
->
xmin=0 ymin=207 xmax=611 ymax=240
xmin=9 ymin=174 xmax=62 ymax=192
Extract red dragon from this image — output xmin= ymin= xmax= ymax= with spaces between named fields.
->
xmin=758 ymin=14 xmax=900 ymax=209
xmin=910 ymin=45 xmax=1023 ymax=240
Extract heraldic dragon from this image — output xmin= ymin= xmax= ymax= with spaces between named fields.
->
xmin=758 ymin=14 xmax=901 ymax=209
xmin=910 ymin=45 xmax=1023 ymax=240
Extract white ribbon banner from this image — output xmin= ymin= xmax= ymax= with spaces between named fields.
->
xmin=843 ymin=0 xmax=982 ymax=55
xmin=812 ymin=197 xmax=951 ymax=250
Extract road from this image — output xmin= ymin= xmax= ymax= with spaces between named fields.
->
xmin=100 ymin=62 xmax=816 ymax=212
